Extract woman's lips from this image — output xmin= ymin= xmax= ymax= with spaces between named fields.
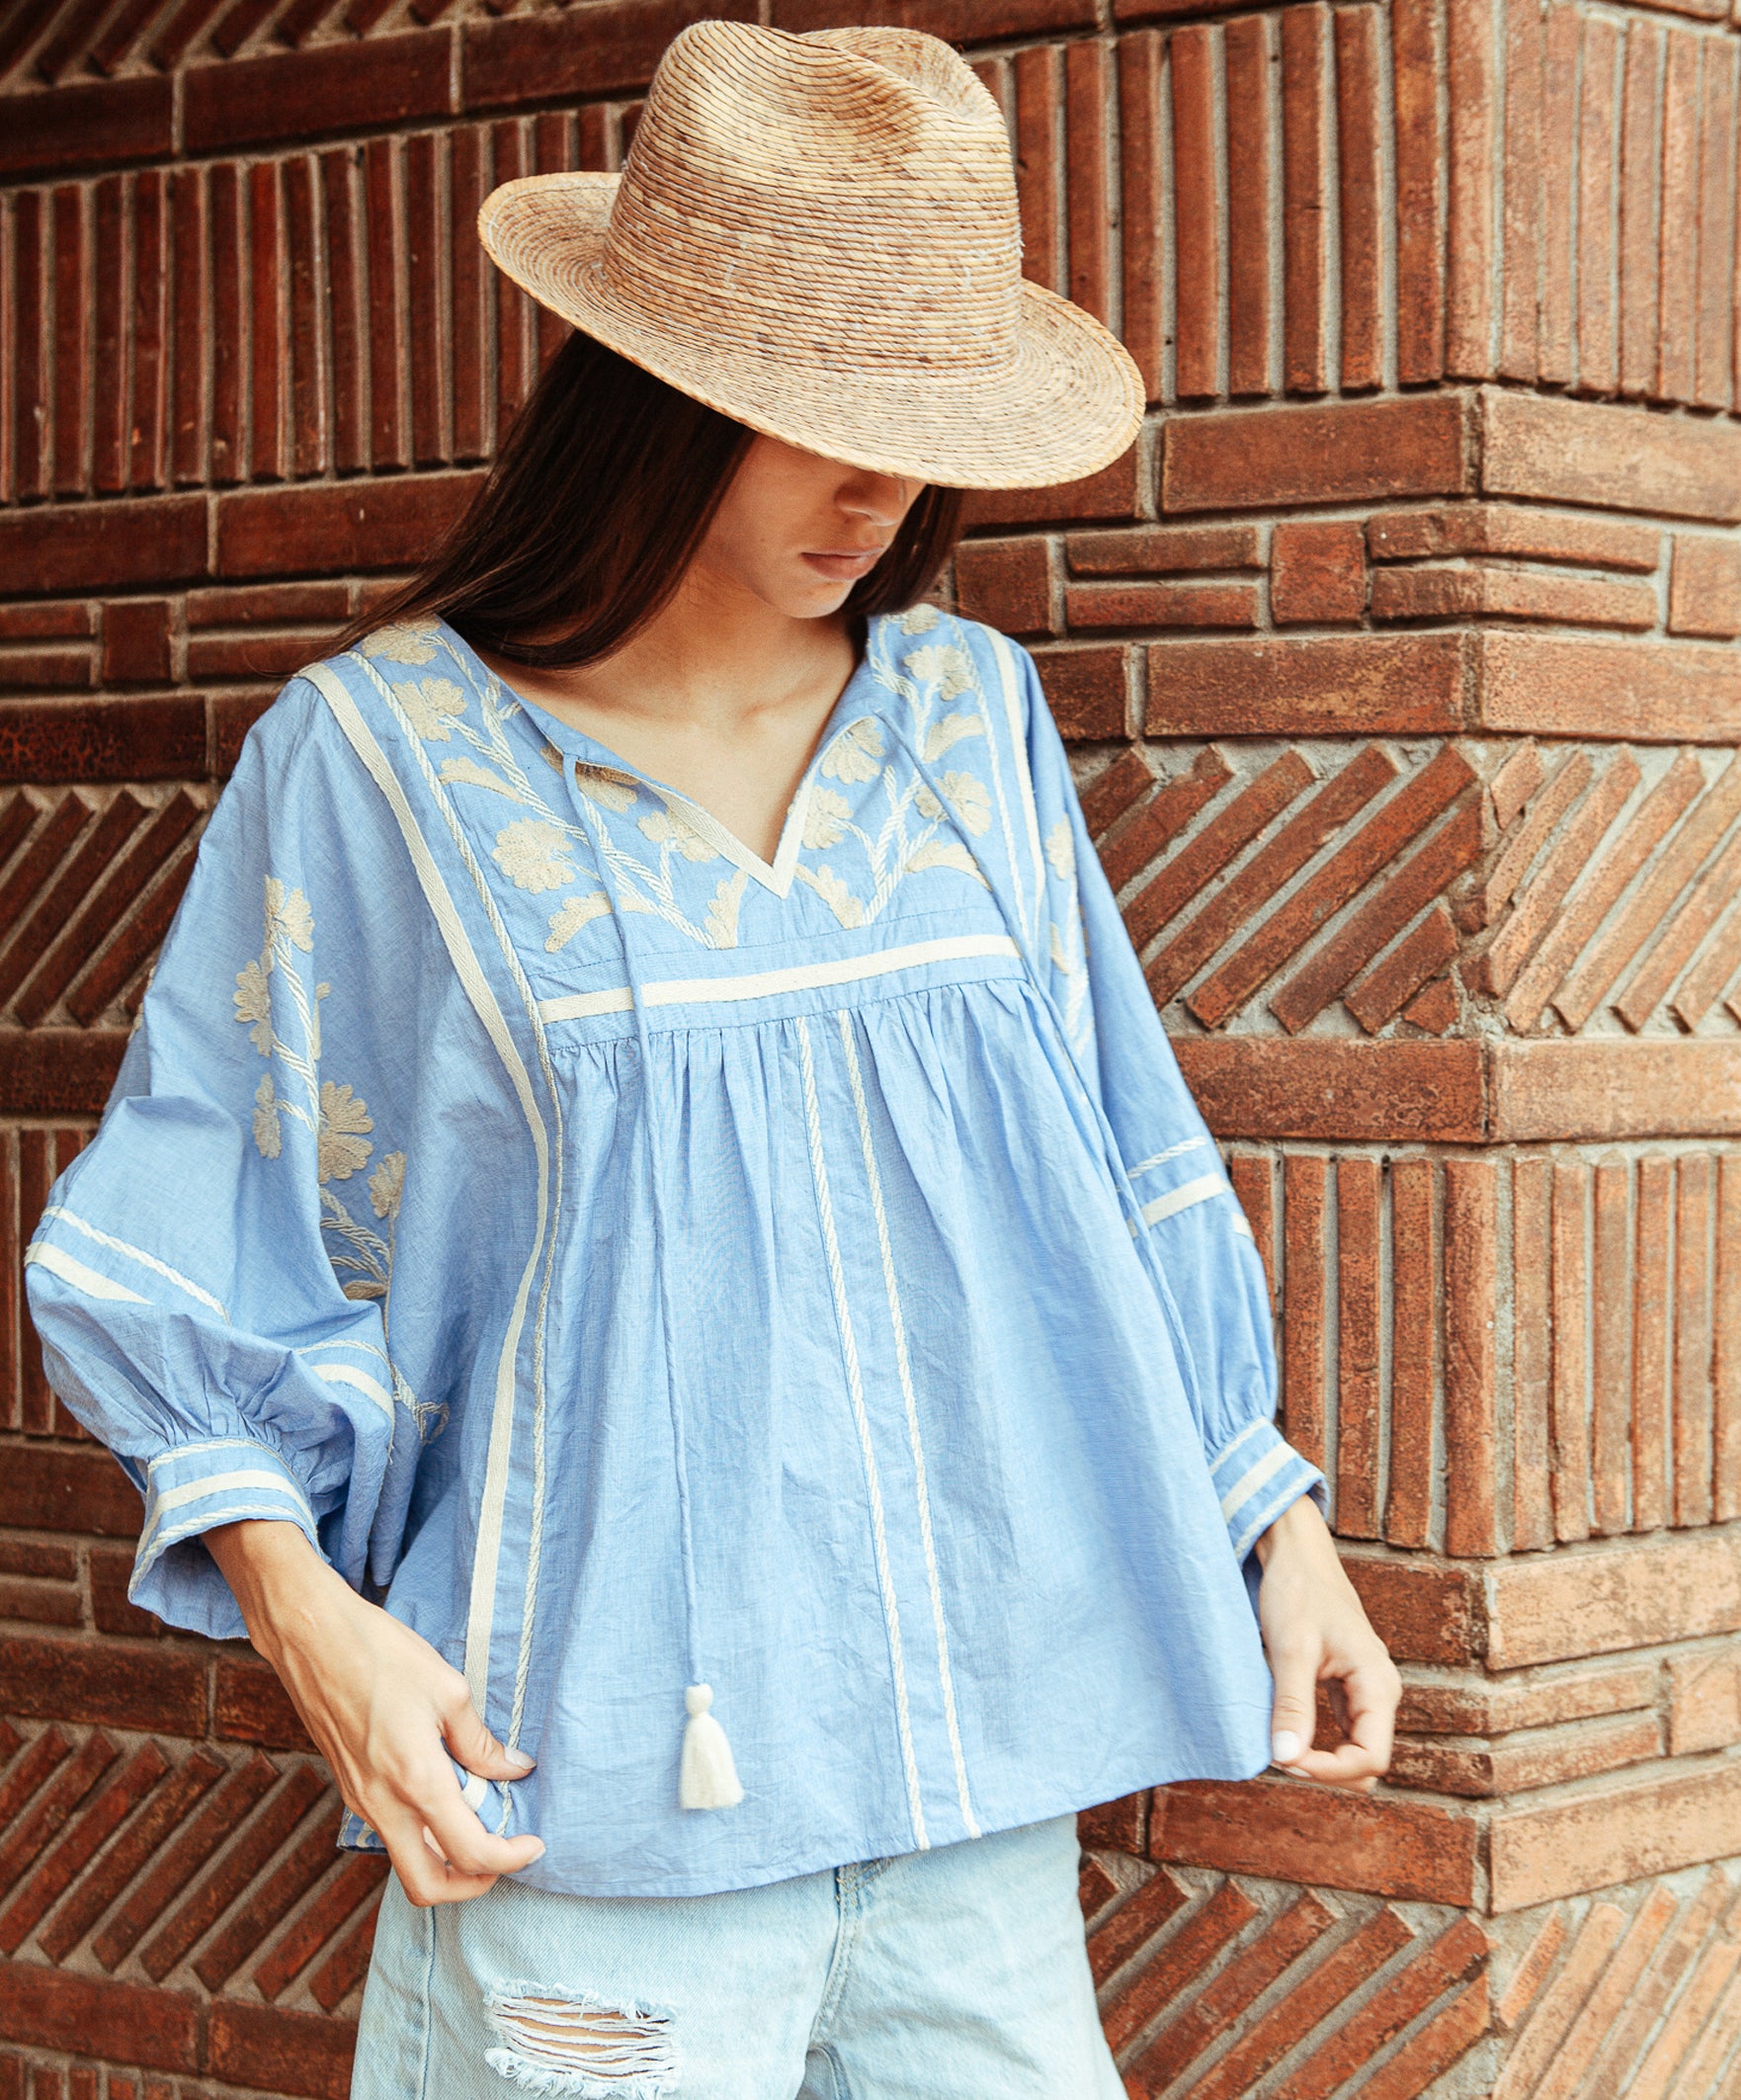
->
xmin=802 ymin=547 xmax=886 ymax=580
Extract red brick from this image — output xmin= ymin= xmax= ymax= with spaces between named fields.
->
xmin=1119 ymin=30 xmax=1164 ymax=399
xmin=1272 ymin=1916 xmax=1488 ymax=2100
xmin=215 ymin=1655 xmax=318 ymax=1753
xmin=1146 ymin=744 xmax=1398 ymax=1008
xmin=207 ymin=2001 xmax=360 ymax=2100
xmin=0 ymin=1575 xmax=79 ymax=1627
xmin=1491 ymin=1758 xmax=1741 ymax=1911
xmin=0 ymin=1634 xmax=202 ymax=1735
xmin=169 ymin=166 xmax=207 ymax=488
xmin=94 ymin=1750 xmax=277 ymax=1968
xmin=1067 ymin=581 xmax=1257 ymax=630
xmin=1485 ymin=751 xmax=1638 ymax=1002
xmin=0 ymin=789 xmax=147 ymax=1010
xmin=88 ymin=1543 xmax=162 ymax=1638
xmin=1169 ymin=24 xmax=1216 ymax=399
xmin=51 ymin=186 xmax=87 ymax=496
xmin=1336 ymin=1158 xmax=1381 ymax=1536
xmin=1334 ymin=6 xmax=1381 ymax=390
xmin=1282 ymin=1154 xmax=1327 ymax=1468
xmin=1032 ymin=645 xmax=1126 ymax=741
xmin=1368 ymin=502 xmax=1660 ymax=569
xmin=1281 ymin=6 xmax=1328 ymax=394
xmin=962 ymin=446 xmax=1138 ymax=530
xmin=1224 ymin=14 xmax=1273 ymax=396
xmin=1499 ymin=0 xmax=1542 ymax=379
xmin=254 ymin=1850 xmax=389 ymax=2000
xmin=1194 ymin=745 xmax=1476 ymax=1026
xmin=0 ymin=605 xmax=90 ymax=642
xmin=91 ymin=177 xmax=125 ymax=497
xmin=1392 ymin=0 xmax=1446 ymax=382
xmin=0 ymin=495 xmax=206 ymax=597
xmin=1341 ymin=1553 xmax=1485 ymax=1665
xmin=1616 ymin=819 xmax=1741 ymax=1030
xmin=1066 ymin=525 xmax=1262 ymax=574
xmin=1131 ymin=1891 xmax=1338 ymax=2091
xmin=1271 ymin=521 xmax=1366 ymax=624
xmin=1633 ymin=1156 xmax=1673 ymax=1534
xmin=1347 ymin=900 xmax=1460 ymax=1036
xmin=1481 ymin=387 xmax=1741 ymax=522
xmin=196 ymin=1802 xmax=346 ymax=1987
xmin=467 ymin=0 xmax=757 ymax=111
xmin=1668 ymin=1648 xmax=1741 ymax=1755
xmin=1669 ymin=536 xmax=1741 ymax=637
xmin=1592 ymin=1161 xmax=1631 ymax=1534
xmin=0 ymin=649 xmax=89 ymax=692
xmin=954 ymin=537 xmax=1053 ymax=638
xmin=1493 ymin=1040 xmax=1741 ymax=1140
xmin=308 ymin=1896 xmax=380 ymax=2012
xmin=1403 ymin=1660 xmax=1657 ymax=1737
xmin=1176 ymin=1036 xmax=1486 ymax=1144
xmin=1155 ymin=1779 xmax=1476 ymax=1904
xmin=0 ymin=1443 xmax=139 ymax=1537
xmin=1476 ymin=630 xmax=1741 ymax=742
xmin=1538 ymin=4 xmax=1578 ymax=384
xmin=215 ymin=470 xmax=483 ymax=579
xmin=1383 ymin=1158 xmax=1437 ymax=1546
xmin=1147 ymin=633 xmax=1465 ymax=736
xmin=188 ymin=580 xmax=351 ymax=628
xmin=0 ymin=1966 xmax=198 ymax=2073
xmin=1656 ymin=32 xmax=1700 ymax=402
xmin=1102 ymin=1879 xmax=1258 ymax=2052
xmin=0 ymin=77 xmax=171 ymax=181
xmin=10 ymin=189 xmax=47 ymax=506
xmin=1165 ymin=396 xmax=1470 ymax=512
xmin=1716 ymin=1159 xmax=1741 ymax=1523
xmin=39 ymin=1745 xmax=225 ymax=1964
xmin=1085 ymin=1861 xmax=1185 ymax=1984
xmin=1358 ymin=1979 xmax=1488 ymax=2100
xmin=187 ymin=632 xmax=323 ymax=681
xmin=99 ymin=600 xmax=171 ymax=686
xmin=0 ymin=1727 xmax=71 ymax=1831
xmin=1125 ymin=750 xmax=1315 ymax=953
xmin=0 ymin=1540 xmax=76 ymax=1579
xmin=1079 ymin=745 xmax=1157 ymax=836
xmin=1621 ymin=24 xmax=1661 ymax=393
xmin=1100 ymin=745 xmax=1231 ymax=892
xmin=1674 ymin=1155 xmax=1714 ymax=1526
xmin=1372 ymin=563 xmax=1655 ymax=629
xmin=64 ymin=843 xmax=194 ymax=1025
xmin=1576 ymin=15 xmax=1619 ymax=393
xmin=185 ymin=30 xmax=450 ymax=154
xmin=1696 ymin=45 xmax=1735 ymax=408
xmin=1064 ymin=38 xmax=1112 ymax=325
xmin=0 ymin=1740 xmax=166 ymax=1953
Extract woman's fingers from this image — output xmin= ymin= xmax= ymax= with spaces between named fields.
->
xmin=373 ymin=1804 xmax=501 ymax=1908
xmin=1277 ymin=1655 xmax=1399 ymax=1791
xmin=440 ymin=1686 xmax=537 ymax=1782
xmin=1266 ymin=1640 xmax=1322 ymax=1774
xmin=419 ymin=1784 xmax=546 ymax=1882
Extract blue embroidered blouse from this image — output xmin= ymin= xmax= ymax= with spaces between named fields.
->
xmin=26 ymin=607 xmax=1324 ymax=1897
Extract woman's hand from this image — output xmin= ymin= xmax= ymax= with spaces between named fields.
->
xmin=206 ymin=1519 xmax=545 ymax=1905
xmin=1253 ymin=1494 xmax=1400 ymax=1792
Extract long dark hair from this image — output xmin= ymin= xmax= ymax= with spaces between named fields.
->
xmin=333 ymin=333 xmax=965 ymax=669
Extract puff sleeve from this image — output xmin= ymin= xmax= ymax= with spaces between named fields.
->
xmin=1013 ymin=640 xmax=1328 ymax=1565
xmin=24 ymin=676 xmax=418 ymax=1638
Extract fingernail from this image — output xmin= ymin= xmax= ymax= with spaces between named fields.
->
xmin=1271 ymin=1730 xmax=1302 ymax=1765
xmin=504 ymin=1748 xmax=536 ymax=1774
xmin=1283 ymin=1764 xmax=1312 ymax=1779
xmin=524 ymin=1839 xmax=546 ymax=1863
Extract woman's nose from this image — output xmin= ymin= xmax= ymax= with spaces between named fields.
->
xmin=840 ymin=473 xmax=913 ymax=526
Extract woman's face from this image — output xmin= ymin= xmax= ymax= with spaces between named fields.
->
xmin=690 ymin=435 xmax=921 ymax=621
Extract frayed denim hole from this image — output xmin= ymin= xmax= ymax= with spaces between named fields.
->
xmin=482 ymin=1980 xmax=680 ymax=2099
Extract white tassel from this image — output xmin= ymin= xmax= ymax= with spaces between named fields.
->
xmin=679 ymin=1684 xmax=744 ymax=1809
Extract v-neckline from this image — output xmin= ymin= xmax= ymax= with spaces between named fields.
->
xmin=440 ymin=618 xmax=882 ymax=899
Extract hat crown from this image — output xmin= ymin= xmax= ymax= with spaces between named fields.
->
xmin=598 ymin=22 xmax=1025 ymax=373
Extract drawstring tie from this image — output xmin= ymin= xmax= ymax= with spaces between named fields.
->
xmin=564 ymin=757 xmax=743 ymax=1811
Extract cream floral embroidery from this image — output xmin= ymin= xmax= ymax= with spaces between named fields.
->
xmin=822 ymin=718 xmax=885 ymax=785
xmin=438 ymin=757 xmax=521 ymax=796
xmin=898 ymin=603 xmax=941 ymax=634
xmin=318 ymin=1083 xmax=373 ymax=1184
xmin=938 ymin=771 xmax=992 ymax=837
xmin=907 ymin=839 xmax=988 ymax=886
xmin=705 ymin=870 xmax=750 ymax=947
xmin=905 ymin=643 xmax=977 ymax=702
xmin=265 ymin=876 xmax=314 ymax=957
xmin=233 ymin=958 xmax=274 ymax=1054
xmin=803 ymin=787 xmax=852 ymax=850
xmin=1044 ymin=816 xmax=1076 ymax=881
xmin=493 ymin=819 xmax=576 ymax=893
xmin=369 ymin=1151 xmax=406 ymax=1220
xmin=394 ymin=677 xmax=467 ymax=741
xmin=574 ymin=767 xmax=638 ymax=813
xmin=797 ymin=864 xmax=865 ymax=928
xmin=913 ymin=782 xmax=945 ymax=823
xmin=544 ymin=892 xmax=612 ymax=953
xmin=923 ymin=712 xmax=984 ymax=762
xmin=639 ymin=803 xmax=717 ymax=862
xmin=252 ymin=1073 xmax=282 ymax=1158
xmin=363 ymin=621 xmax=441 ymax=666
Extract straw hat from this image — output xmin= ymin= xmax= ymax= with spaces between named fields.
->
xmin=475 ymin=21 xmax=1144 ymax=490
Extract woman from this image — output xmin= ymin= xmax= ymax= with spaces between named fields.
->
xmin=27 ymin=21 xmax=1398 ymax=2098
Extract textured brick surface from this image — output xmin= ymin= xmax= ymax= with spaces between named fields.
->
xmin=5 ymin=8 xmax=1741 ymax=2099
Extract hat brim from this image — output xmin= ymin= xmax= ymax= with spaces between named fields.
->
xmin=478 ymin=173 xmax=1144 ymax=491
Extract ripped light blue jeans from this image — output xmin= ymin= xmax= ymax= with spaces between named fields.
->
xmin=350 ymin=1812 xmax=1124 ymax=2099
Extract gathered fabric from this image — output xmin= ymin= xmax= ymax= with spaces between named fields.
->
xmin=25 ymin=607 xmax=1323 ymax=1898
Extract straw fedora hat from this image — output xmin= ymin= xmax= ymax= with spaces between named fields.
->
xmin=475 ymin=20 xmax=1143 ymax=490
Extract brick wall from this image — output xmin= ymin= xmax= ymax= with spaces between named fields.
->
xmin=4 ymin=0 xmax=1741 ymax=2095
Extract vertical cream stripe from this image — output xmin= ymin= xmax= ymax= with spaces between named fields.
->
xmin=836 ymin=1011 xmax=980 ymax=1838
xmin=308 ymin=663 xmax=549 ymax=1721
xmin=986 ymin=630 xmax=1049 ymax=955
xmin=794 ymin=1015 xmax=928 ymax=1849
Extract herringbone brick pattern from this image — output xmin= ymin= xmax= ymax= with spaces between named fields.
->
xmin=1088 ymin=739 xmax=1741 ymax=1042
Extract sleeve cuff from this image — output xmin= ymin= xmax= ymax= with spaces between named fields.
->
xmin=1209 ymin=1417 xmax=1327 ymax=1563
xmin=132 ymin=1437 xmax=322 ymax=1624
